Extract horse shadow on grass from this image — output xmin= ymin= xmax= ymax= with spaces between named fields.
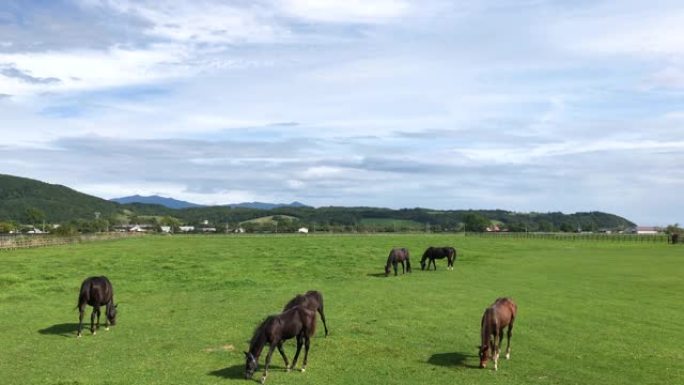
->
xmin=366 ymin=273 xmax=388 ymax=278
xmin=209 ymin=363 xmax=289 ymax=381
xmin=208 ymin=364 xmax=245 ymax=380
xmin=427 ymin=352 xmax=480 ymax=369
xmin=38 ymin=323 xmax=81 ymax=338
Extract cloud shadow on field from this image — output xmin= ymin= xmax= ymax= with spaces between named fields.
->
xmin=38 ymin=323 xmax=81 ymax=338
xmin=427 ymin=352 xmax=479 ymax=368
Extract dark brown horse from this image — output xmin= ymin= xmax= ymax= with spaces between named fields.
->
xmin=479 ymin=297 xmax=517 ymax=370
xmin=283 ymin=291 xmax=328 ymax=337
xmin=420 ymin=246 xmax=457 ymax=270
xmin=245 ymin=305 xmax=317 ymax=384
xmin=385 ymin=247 xmax=411 ymax=277
xmin=76 ymin=276 xmax=117 ymax=337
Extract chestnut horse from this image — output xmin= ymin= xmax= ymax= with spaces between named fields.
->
xmin=385 ymin=247 xmax=411 ymax=277
xmin=283 ymin=290 xmax=329 ymax=337
xmin=420 ymin=246 xmax=457 ymax=270
xmin=479 ymin=297 xmax=517 ymax=370
xmin=245 ymin=305 xmax=316 ymax=384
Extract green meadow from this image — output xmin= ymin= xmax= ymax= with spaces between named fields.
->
xmin=0 ymin=234 xmax=682 ymax=385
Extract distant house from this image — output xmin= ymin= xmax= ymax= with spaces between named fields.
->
xmin=298 ymin=227 xmax=309 ymax=234
xmin=160 ymin=226 xmax=171 ymax=233
xmin=201 ymin=227 xmax=217 ymax=233
xmin=129 ymin=225 xmax=145 ymax=232
xmin=179 ymin=226 xmax=195 ymax=232
xmin=486 ymin=224 xmax=500 ymax=232
xmin=635 ymin=226 xmax=659 ymax=234
xmin=234 ymin=227 xmax=245 ymax=233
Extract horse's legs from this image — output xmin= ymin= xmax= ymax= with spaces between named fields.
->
xmin=291 ymin=334 xmax=304 ymax=370
xmin=393 ymin=261 xmax=398 ymax=276
xmin=90 ymin=306 xmax=99 ymax=335
xmin=400 ymin=260 xmax=405 ymax=274
xmin=260 ymin=344 xmax=277 ymax=384
xmin=277 ymin=342 xmax=290 ymax=371
xmin=491 ymin=331 xmax=499 ymax=370
xmin=302 ymin=335 xmax=311 ymax=372
xmin=431 ymin=258 xmax=436 ymax=270
xmin=77 ymin=304 xmax=86 ymax=337
xmin=95 ymin=306 xmax=101 ymax=331
xmin=494 ymin=327 xmax=505 ymax=370
xmin=104 ymin=303 xmax=110 ymax=331
xmin=505 ymin=320 xmax=514 ymax=359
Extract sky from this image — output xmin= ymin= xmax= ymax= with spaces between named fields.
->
xmin=0 ymin=0 xmax=683 ymax=225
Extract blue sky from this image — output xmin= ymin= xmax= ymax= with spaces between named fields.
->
xmin=1 ymin=0 xmax=683 ymax=225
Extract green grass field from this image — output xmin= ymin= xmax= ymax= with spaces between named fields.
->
xmin=0 ymin=234 xmax=682 ymax=385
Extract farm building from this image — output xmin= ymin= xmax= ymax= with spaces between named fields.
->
xmin=298 ymin=227 xmax=309 ymax=233
xmin=634 ymin=226 xmax=659 ymax=234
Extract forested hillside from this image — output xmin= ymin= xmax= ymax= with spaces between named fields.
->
xmin=0 ymin=174 xmax=636 ymax=232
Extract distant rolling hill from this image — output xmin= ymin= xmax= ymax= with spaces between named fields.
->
xmin=226 ymin=201 xmax=309 ymax=210
xmin=110 ymin=195 xmax=310 ymax=210
xmin=110 ymin=195 xmax=203 ymax=209
xmin=0 ymin=173 xmax=637 ymax=233
xmin=0 ymin=174 xmax=121 ymax=222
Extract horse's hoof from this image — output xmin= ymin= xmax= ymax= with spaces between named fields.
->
xmin=286 ymin=367 xmax=292 ymax=372
xmin=301 ymin=368 xmax=306 ymax=373
xmin=76 ymin=334 xmax=81 ymax=338
xmin=505 ymin=353 xmax=510 ymax=360
xmin=92 ymin=331 xmax=96 ymax=335
xmin=105 ymin=327 xmax=110 ymax=331
xmin=260 ymin=376 xmax=266 ymax=384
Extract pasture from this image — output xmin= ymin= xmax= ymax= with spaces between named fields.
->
xmin=0 ymin=234 xmax=682 ymax=385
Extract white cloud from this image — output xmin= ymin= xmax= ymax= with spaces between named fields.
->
xmin=81 ymin=0 xmax=287 ymax=44
xmin=551 ymin=4 xmax=684 ymax=58
xmin=280 ymin=0 xmax=411 ymax=23
xmin=456 ymin=139 xmax=684 ymax=165
xmin=0 ymin=45 xmax=187 ymax=96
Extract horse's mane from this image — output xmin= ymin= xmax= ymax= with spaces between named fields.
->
xmin=249 ymin=315 xmax=276 ymax=351
xmin=284 ymin=294 xmax=305 ymax=310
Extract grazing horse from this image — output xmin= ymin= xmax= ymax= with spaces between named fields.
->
xmin=385 ymin=247 xmax=411 ymax=277
xmin=283 ymin=290 xmax=329 ymax=337
xmin=420 ymin=246 xmax=457 ymax=271
xmin=479 ymin=297 xmax=517 ymax=371
xmin=245 ymin=306 xmax=317 ymax=384
xmin=76 ymin=276 xmax=117 ymax=337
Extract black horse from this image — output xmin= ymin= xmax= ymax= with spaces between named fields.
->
xmin=245 ymin=305 xmax=317 ymax=384
xmin=283 ymin=290 xmax=329 ymax=337
xmin=385 ymin=248 xmax=411 ymax=277
xmin=420 ymin=246 xmax=457 ymax=271
xmin=76 ymin=276 xmax=117 ymax=337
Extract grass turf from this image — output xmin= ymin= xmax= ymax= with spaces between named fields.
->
xmin=0 ymin=234 xmax=682 ymax=385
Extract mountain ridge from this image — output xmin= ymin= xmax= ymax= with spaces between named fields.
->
xmin=109 ymin=195 xmax=310 ymax=210
xmin=0 ymin=173 xmax=638 ymax=232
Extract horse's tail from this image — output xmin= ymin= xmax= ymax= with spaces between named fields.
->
xmin=315 ymin=293 xmax=329 ymax=337
xmin=76 ymin=279 xmax=90 ymax=310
